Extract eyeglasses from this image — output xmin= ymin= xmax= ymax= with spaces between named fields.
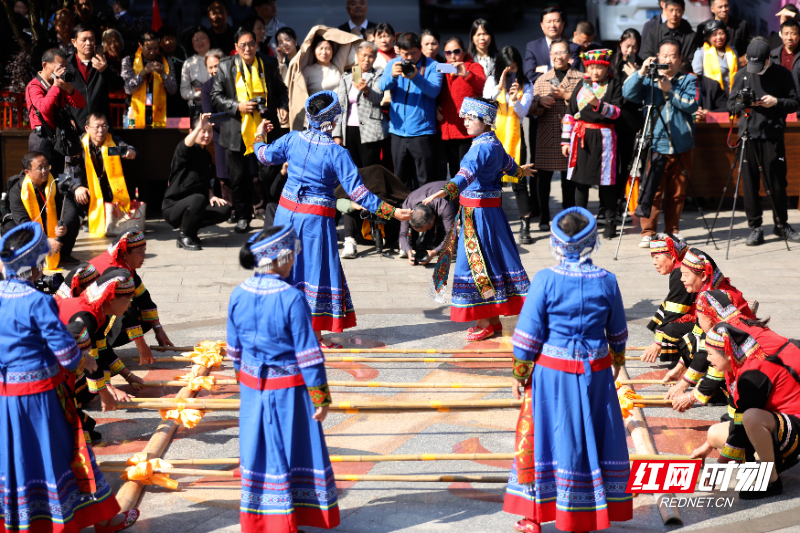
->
xmin=238 ymin=41 xmax=257 ymax=49
xmin=444 ymin=48 xmax=462 ymax=56
xmin=33 ymin=166 xmax=51 ymax=174
xmin=90 ymin=124 xmax=109 ymax=130
xmin=551 ymin=51 xmax=569 ymax=57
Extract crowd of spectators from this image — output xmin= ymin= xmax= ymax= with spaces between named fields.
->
xmin=6 ymin=0 xmax=800 ymax=266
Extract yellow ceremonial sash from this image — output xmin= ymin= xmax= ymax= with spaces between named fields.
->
xmin=703 ymin=42 xmax=738 ymax=92
xmin=132 ymin=47 xmax=170 ymax=128
xmin=235 ymin=56 xmax=267 ymax=155
xmin=20 ymin=174 xmax=59 ymax=270
xmin=496 ymin=88 xmax=522 ymax=183
xmin=81 ymin=134 xmax=132 ymax=237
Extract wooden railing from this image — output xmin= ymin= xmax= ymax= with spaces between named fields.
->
xmin=0 ymin=91 xmax=25 ymax=130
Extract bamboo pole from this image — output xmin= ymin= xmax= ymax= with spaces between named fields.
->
xmin=150 ymin=345 xmax=649 ymax=353
xmin=132 ymin=353 xmax=644 ymax=364
xmin=116 ymin=398 xmax=524 ymax=411
xmin=140 ymin=380 xmax=239 ymax=387
xmin=140 ymin=380 xmax=514 ymax=389
xmin=617 ymin=380 xmax=677 ymax=385
xmin=113 ymin=365 xmax=211 ymax=512
xmin=618 ymin=367 xmax=683 ymax=526
xmin=98 ymin=452 xmax=695 ymax=468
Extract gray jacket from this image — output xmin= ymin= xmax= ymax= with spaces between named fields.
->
xmin=333 ymin=67 xmax=386 ymax=145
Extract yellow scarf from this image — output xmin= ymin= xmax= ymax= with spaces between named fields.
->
xmin=235 ymin=56 xmax=267 ymax=155
xmin=81 ymin=134 xmax=132 ymax=237
xmin=132 ymin=47 xmax=170 ymax=128
xmin=495 ymin=88 xmax=522 ymax=183
xmin=20 ymin=174 xmax=59 ymax=270
xmin=702 ymin=42 xmax=738 ymax=92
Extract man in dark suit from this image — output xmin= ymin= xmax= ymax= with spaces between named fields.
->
xmin=770 ymin=18 xmax=800 ymax=96
xmin=65 ymin=23 xmax=124 ymax=129
xmin=112 ymin=0 xmax=134 ymax=25
xmin=642 ymin=0 xmax=697 ymax=60
xmin=696 ymin=0 xmax=749 ymax=63
xmin=210 ymin=27 xmax=288 ymax=233
xmin=337 ymin=0 xmax=376 ymax=36
xmin=642 ymin=0 xmax=666 ymax=49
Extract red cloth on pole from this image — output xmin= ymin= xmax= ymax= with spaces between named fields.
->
xmin=151 ymin=0 xmax=162 ymax=31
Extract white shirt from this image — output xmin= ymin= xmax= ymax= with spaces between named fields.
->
xmin=348 ymin=20 xmax=370 ymax=32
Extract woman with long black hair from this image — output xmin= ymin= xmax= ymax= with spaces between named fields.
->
xmin=469 ymin=18 xmax=498 ymax=78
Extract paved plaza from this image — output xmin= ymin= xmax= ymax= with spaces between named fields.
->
xmin=78 ymin=181 xmax=800 ymax=532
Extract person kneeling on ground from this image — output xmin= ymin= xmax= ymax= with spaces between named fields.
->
xmin=162 ymin=113 xmax=232 ymax=251
xmin=399 ymin=180 xmax=458 ymax=266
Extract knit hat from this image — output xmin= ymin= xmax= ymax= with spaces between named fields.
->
xmin=0 ymin=222 xmax=50 ymax=280
xmin=249 ymin=225 xmax=301 ymax=273
xmin=305 ymin=90 xmax=342 ymax=132
xmin=581 ymin=48 xmax=613 ymax=67
xmin=459 ymin=97 xmax=498 ymax=127
xmin=550 ymin=206 xmax=599 ymax=263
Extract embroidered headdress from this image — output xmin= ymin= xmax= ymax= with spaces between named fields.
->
xmin=550 ymin=206 xmax=599 ymax=263
xmin=459 ymin=97 xmax=497 ymax=127
xmin=682 ymin=247 xmax=726 ymax=291
xmin=581 ymin=49 xmax=613 ymax=67
xmin=81 ymin=267 xmax=135 ymax=314
xmin=55 ymin=262 xmax=100 ymax=301
xmin=696 ymin=289 xmax=741 ymax=325
xmin=0 ymin=222 xmax=50 ymax=280
xmin=108 ymin=229 xmax=146 ymax=262
xmin=306 ymin=90 xmax=342 ymax=132
xmin=706 ymin=322 xmax=767 ymax=377
xmin=249 ymin=225 xmax=301 ymax=273
xmin=649 ymin=233 xmax=688 ymax=261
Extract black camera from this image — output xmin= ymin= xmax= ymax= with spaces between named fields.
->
xmin=250 ymin=96 xmax=269 ymax=118
xmin=645 ymin=61 xmax=670 ymax=77
xmin=54 ymin=71 xmax=76 ymax=82
xmin=107 ymin=145 xmax=128 ymax=157
xmin=34 ymin=273 xmax=64 ymax=295
xmin=401 ymin=60 xmax=416 ymax=76
xmin=55 ymin=156 xmax=84 ymax=196
xmin=413 ymin=245 xmax=429 ymax=265
xmin=733 ymin=86 xmax=756 ymax=108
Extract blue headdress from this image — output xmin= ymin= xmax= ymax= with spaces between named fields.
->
xmin=0 ymin=222 xmax=51 ymax=279
xmin=249 ymin=225 xmax=302 ymax=273
xmin=459 ymin=97 xmax=497 ymax=127
xmin=306 ymin=90 xmax=342 ymax=132
xmin=550 ymin=207 xmax=599 ymax=263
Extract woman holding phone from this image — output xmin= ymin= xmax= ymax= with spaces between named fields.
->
xmin=437 ymin=36 xmax=486 ymax=179
xmin=483 ymin=46 xmax=533 ymax=243
xmin=180 ymin=26 xmax=213 ymax=118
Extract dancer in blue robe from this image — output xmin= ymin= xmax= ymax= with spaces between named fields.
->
xmin=0 ymin=222 xmax=139 ymax=533
xmin=228 ymin=225 xmax=339 ymax=533
xmin=252 ymin=91 xmax=411 ymax=344
xmin=503 ymin=207 xmax=633 ymax=533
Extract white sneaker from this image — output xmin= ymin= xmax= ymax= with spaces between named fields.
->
xmin=342 ymin=237 xmax=357 ymax=259
xmin=638 ymin=235 xmax=652 ymax=248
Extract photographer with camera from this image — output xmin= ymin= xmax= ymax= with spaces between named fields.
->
xmin=6 ymin=152 xmax=85 ymax=269
xmin=379 ymin=31 xmax=444 ymax=190
xmin=398 ymin=180 xmax=458 ymax=266
xmin=622 ymin=39 xmax=698 ymax=247
xmin=211 ymin=26 xmax=289 ymax=233
xmin=25 ymin=48 xmax=86 ymax=180
xmin=121 ymin=30 xmax=177 ymax=128
xmin=81 ymin=112 xmax=138 ymax=238
xmin=728 ymin=38 xmax=800 ymax=245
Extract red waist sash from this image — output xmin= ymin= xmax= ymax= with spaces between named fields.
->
xmin=569 ymin=121 xmax=615 ymax=169
xmin=279 ymin=196 xmax=336 ymax=218
xmin=238 ymin=369 xmax=305 ymax=390
xmin=0 ymin=364 xmax=64 ymax=396
xmin=459 ymin=195 xmax=502 ymax=208
xmin=534 ymin=353 xmax=612 ymax=374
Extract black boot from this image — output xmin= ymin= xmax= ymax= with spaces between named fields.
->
xmin=519 ymin=217 xmax=533 ymax=245
xmin=602 ymin=209 xmax=617 ymax=240
xmin=177 ymin=232 xmax=202 ymax=251
xmin=180 ymin=208 xmax=204 ymax=248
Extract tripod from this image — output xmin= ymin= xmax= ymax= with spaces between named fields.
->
xmin=359 ymin=211 xmax=393 ymax=259
xmin=614 ymin=71 xmax=717 ymax=259
xmin=705 ymin=110 xmax=790 ymax=258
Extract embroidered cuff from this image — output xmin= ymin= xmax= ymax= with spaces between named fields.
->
xmin=109 ymin=358 xmax=126 ymax=377
xmin=512 ymin=357 xmax=533 ymax=380
xmin=693 ymin=386 xmax=713 ymax=405
xmin=73 ymin=328 xmax=92 ymax=351
xmin=443 ymin=181 xmax=459 ymax=202
xmin=127 ymin=325 xmax=144 ymax=341
xmin=140 ymin=308 xmax=159 ymax=322
xmin=720 ymin=444 xmax=746 ymax=462
xmin=134 ymin=283 xmax=147 ymax=298
xmin=307 ymin=384 xmax=332 ymax=407
xmin=707 ymin=366 xmax=726 ymax=381
xmin=376 ymin=201 xmax=395 ymax=221
xmin=610 ymin=348 xmax=626 ymax=366
xmin=600 ymin=102 xmax=620 ymax=119
xmin=254 ymin=134 xmax=266 ymax=145
xmin=87 ymin=375 xmax=107 ymax=393
xmin=96 ymin=337 xmax=108 ymax=351
xmin=683 ymin=367 xmax=705 ymax=386
xmin=561 ymin=114 xmax=575 ymax=144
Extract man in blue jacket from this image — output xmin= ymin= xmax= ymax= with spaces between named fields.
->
xmin=623 ymin=38 xmax=699 ymax=248
xmin=380 ymin=32 xmax=443 ymax=189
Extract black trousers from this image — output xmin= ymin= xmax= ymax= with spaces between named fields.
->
xmin=443 ymin=138 xmax=472 ymax=180
xmin=561 ymin=174 xmax=577 ymax=209
xmin=521 ymin=170 xmax=563 ymax=224
xmin=346 ymin=126 xmax=382 ymax=168
xmin=226 ymin=148 xmax=275 ymax=222
xmin=162 ymin=193 xmax=232 ymax=238
xmin=58 ymin=194 xmax=82 ymax=258
xmin=391 ymin=134 xmax=439 ymax=190
xmin=742 ymin=138 xmax=789 ymax=228
xmin=574 ymin=184 xmax=619 ymax=216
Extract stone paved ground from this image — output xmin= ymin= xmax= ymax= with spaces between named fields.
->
xmin=78 ymin=179 xmax=800 ymax=532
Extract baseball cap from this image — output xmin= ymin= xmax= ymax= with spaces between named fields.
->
xmin=745 ymin=40 xmax=770 ymax=73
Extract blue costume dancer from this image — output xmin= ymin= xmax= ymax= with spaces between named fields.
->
xmin=0 ymin=223 xmax=138 ymax=533
xmin=253 ymin=91 xmax=408 ymax=338
xmin=503 ymin=208 xmax=632 ymax=533
xmin=228 ymin=225 xmax=339 ymax=533
xmin=428 ymin=97 xmax=533 ymax=341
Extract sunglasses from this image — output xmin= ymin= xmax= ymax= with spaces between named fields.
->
xmin=444 ymin=48 xmax=463 ymax=56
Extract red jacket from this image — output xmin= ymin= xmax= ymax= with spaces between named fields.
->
xmin=438 ymin=58 xmax=486 ymax=140
xmin=25 ymin=76 xmax=85 ymax=130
